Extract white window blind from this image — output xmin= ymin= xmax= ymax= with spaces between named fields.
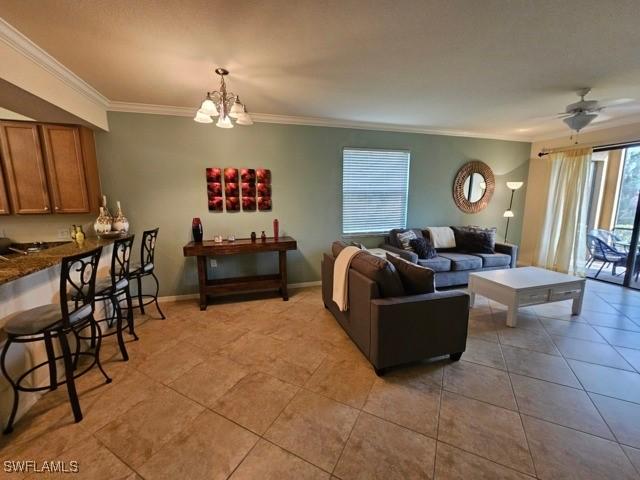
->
xmin=342 ymin=148 xmax=410 ymax=235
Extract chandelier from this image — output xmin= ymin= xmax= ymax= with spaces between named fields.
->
xmin=194 ymin=68 xmax=253 ymax=128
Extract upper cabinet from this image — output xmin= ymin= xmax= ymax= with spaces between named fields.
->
xmin=0 ymin=121 xmax=101 ymax=215
xmin=0 ymin=122 xmax=51 ymax=214
xmin=0 ymin=164 xmax=9 ymax=215
xmin=40 ymin=125 xmax=89 ymax=213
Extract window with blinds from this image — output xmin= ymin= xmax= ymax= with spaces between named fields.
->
xmin=342 ymin=148 xmax=410 ymax=235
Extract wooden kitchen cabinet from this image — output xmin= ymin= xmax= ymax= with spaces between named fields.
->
xmin=40 ymin=124 xmax=90 ymax=213
xmin=0 ymin=122 xmax=51 ymax=214
xmin=0 ymin=121 xmax=101 ymax=215
xmin=0 ymin=165 xmax=9 ymax=215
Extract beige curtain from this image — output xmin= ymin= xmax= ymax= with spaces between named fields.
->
xmin=536 ymin=147 xmax=593 ymax=275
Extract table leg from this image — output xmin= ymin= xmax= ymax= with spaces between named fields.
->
xmin=468 ymin=291 xmax=476 ymax=308
xmin=279 ymin=250 xmax=289 ymax=301
xmin=196 ymin=256 xmax=208 ymax=311
xmin=506 ymin=306 xmax=518 ymax=327
xmin=572 ymin=283 xmax=585 ymax=316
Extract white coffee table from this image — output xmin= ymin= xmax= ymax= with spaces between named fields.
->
xmin=468 ymin=267 xmax=585 ymax=327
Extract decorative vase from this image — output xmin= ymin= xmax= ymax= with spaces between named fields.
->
xmin=112 ymin=201 xmax=129 ymax=233
xmin=192 ymin=218 xmax=203 ymax=243
xmin=273 ymin=219 xmax=279 ymax=240
xmin=75 ymin=225 xmax=85 ymax=246
xmin=250 ymin=231 xmax=257 ymax=242
xmin=101 ymin=196 xmax=113 ymax=223
xmin=94 ymin=207 xmax=112 ymax=236
xmin=261 ymin=231 xmax=267 ymax=242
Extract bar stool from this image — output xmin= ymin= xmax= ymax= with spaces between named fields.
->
xmin=0 ymin=247 xmax=110 ymax=434
xmin=128 ymin=228 xmax=165 ymax=319
xmin=80 ymin=235 xmax=138 ymax=361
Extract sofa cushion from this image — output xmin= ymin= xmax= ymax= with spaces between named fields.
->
xmin=474 ymin=252 xmax=511 ymax=268
xmin=386 ymin=254 xmax=435 ymax=294
xmin=332 ymin=241 xmax=350 ymax=258
xmin=331 ymin=241 xmax=404 ymax=297
xmin=417 ymin=256 xmax=451 ymax=272
xmin=438 ymin=252 xmax=483 ymax=271
xmin=388 ymin=228 xmax=423 ymax=249
xmin=409 ymin=237 xmax=437 ymax=259
xmin=451 ymin=226 xmax=497 ymax=254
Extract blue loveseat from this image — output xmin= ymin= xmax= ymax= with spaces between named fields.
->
xmin=380 ymin=228 xmax=518 ymax=288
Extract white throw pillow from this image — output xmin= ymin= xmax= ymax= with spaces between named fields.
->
xmin=397 ymin=230 xmax=418 ymax=251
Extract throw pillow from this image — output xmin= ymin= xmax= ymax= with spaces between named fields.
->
xmin=386 ymin=253 xmax=435 ymax=294
xmin=396 ymin=230 xmax=418 ymax=251
xmin=409 ymin=237 xmax=437 ymax=259
xmin=351 ymin=252 xmax=405 ymax=297
xmin=451 ymin=226 xmax=496 ymax=254
xmin=350 ymin=241 xmax=367 ymax=250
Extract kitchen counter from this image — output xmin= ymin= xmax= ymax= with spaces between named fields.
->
xmin=0 ymin=236 xmax=128 ymax=286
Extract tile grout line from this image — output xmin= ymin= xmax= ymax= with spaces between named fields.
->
xmin=501 ymin=341 xmax=539 ymax=479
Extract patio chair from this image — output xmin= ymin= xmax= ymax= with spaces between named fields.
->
xmin=590 ymin=228 xmax=628 ymax=253
xmin=586 ymin=234 xmax=628 ymax=278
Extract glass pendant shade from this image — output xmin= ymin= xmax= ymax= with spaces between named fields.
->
xmin=194 ymin=110 xmax=213 ymax=123
xmin=199 ymin=97 xmax=218 ymax=116
xmin=216 ymin=115 xmax=234 ymax=129
xmin=506 ymin=181 xmax=524 ymax=190
xmin=229 ymin=100 xmax=244 ymax=118
xmin=503 ymin=210 xmax=515 ymax=218
xmin=236 ymin=113 xmax=254 ymax=126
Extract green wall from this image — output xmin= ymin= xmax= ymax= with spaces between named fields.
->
xmin=96 ymin=112 xmax=530 ymax=296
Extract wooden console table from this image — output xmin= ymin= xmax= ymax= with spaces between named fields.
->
xmin=183 ymin=236 xmax=298 ymax=310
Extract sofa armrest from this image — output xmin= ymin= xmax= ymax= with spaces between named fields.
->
xmin=378 ymin=244 xmax=418 ymax=263
xmin=369 ymin=290 xmax=470 ymax=369
xmin=495 ymin=242 xmax=518 ymax=268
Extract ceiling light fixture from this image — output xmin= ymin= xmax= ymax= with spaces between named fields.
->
xmin=194 ymin=68 xmax=253 ymax=128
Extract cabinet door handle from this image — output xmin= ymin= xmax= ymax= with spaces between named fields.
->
xmin=55 ymin=206 xmax=59 ymax=210
xmin=44 ymin=205 xmax=49 ymax=211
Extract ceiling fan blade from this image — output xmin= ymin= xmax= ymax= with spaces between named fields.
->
xmin=599 ymin=97 xmax=635 ymax=107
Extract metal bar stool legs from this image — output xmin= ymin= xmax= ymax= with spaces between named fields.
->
xmin=1 ymin=338 xmax=19 ymax=434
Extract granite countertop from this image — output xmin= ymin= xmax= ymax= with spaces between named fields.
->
xmin=0 ymin=236 xmax=126 ymax=286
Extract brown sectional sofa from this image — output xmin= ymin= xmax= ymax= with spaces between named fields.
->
xmin=321 ymin=241 xmax=469 ymax=375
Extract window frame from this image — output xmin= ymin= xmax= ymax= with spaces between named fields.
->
xmin=341 ymin=147 xmax=411 ymax=237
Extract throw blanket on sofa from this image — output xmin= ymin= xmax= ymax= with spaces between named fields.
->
xmin=332 ymin=246 xmax=363 ymax=312
xmin=426 ymin=227 xmax=456 ymax=249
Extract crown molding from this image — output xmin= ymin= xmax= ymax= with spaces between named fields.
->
xmin=107 ymin=101 xmax=533 ymax=142
xmin=0 ymin=18 xmax=109 ymax=108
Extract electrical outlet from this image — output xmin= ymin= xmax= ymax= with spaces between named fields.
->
xmin=209 ymin=259 xmax=218 ymax=268
xmin=57 ymin=229 xmax=70 ymax=240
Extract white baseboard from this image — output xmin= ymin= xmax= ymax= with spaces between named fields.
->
xmin=158 ymin=280 xmax=321 ymax=303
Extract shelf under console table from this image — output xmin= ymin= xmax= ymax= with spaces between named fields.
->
xmin=183 ymin=236 xmax=298 ymax=310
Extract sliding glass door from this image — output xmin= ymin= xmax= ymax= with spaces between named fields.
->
xmin=586 ymin=146 xmax=640 ymax=289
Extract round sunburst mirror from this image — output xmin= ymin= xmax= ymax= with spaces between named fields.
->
xmin=453 ymin=161 xmax=495 ymax=213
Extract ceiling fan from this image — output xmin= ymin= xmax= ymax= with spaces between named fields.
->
xmin=558 ymin=88 xmax=632 ymax=132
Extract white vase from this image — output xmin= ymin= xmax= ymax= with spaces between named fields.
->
xmin=112 ymin=201 xmax=130 ymax=233
xmin=94 ymin=207 xmax=112 ymax=235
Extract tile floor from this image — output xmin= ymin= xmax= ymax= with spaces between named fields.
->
xmin=2 ymin=280 xmax=640 ymax=479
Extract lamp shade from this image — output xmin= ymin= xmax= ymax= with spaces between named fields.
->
xmin=503 ymin=210 xmax=515 ymax=218
xmin=506 ymin=181 xmax=524 ymax=190
xmin=216 ymin=115 xmax=234 ymax=129
xmin=199 ymin=96 xmax=218 ymax=116
xmin=194 ymin=110 xmax=213 ymax=123
xmin=229 ymin=99 xmax=244 ymax=119
xmin=563 ymin=112 xmax=598 ymax=132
